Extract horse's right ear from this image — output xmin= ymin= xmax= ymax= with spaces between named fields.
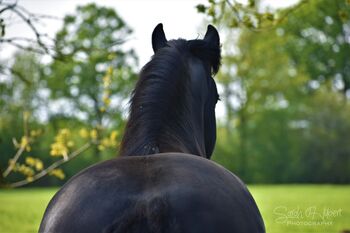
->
xmin=152 ymin=23 xmax=167 ymax=53
xmin=204 ymin=25 xmax=220 ymax=49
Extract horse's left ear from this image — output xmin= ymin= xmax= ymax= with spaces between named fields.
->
xmin=152 ymin=23 xmax=167 ymax=53
xmin=204 ymin=25 xmax=221 ymax=74
xmin=204 ymin=25 xmax=220 ymax=49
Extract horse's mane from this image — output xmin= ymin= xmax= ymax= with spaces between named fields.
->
xmin=119 ymin=39 xmax=220 ymax=157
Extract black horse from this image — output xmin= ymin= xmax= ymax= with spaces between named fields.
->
xmin=39 ymin=24 xmax=265 ymax=233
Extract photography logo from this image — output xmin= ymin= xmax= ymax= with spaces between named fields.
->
xmin=273 ymin=206 xmax=342 ymax=226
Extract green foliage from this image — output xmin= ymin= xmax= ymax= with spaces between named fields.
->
xmin=2 ymin=1 xmax=350 ymax=186
xmin=0 ymin=3 xmax=136 ymax=187
xmin=0 ymin=52 xmax=43 ymax=115
xmin=300 ymin=89 xmax=350 ymax=183
xmin=196 ymin=4 xmax=207 ymax=13
xmin=0 ymin=52 xmax=45 ymax=185
xmin=278 ymin=0 xmax=350 ymax=92
xmin=197 ymin=0 xmax=305 ymax=30
xmin=211 ymin=0 xmax=350 ymax=183
xmin=48 ymin=3 xmax=137 ymax=126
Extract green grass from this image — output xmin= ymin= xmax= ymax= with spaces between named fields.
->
xmin=250 ymin=185 xmax=350 ymax=233
xmin=0 ymin=185 xmax=349 ymax=233
xmin=0 ymin=188 xmax=56 ymax=233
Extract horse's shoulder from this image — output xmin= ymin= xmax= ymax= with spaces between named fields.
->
xmin=68 ymin=153 xmax=240 ymax=187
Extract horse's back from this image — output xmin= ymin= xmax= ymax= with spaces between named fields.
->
xmin=39 ymin=153 xmax=264 ymax=233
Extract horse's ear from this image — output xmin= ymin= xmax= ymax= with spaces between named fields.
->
xmin=203 ymin=25 xmax=221 ymax=74
xmin=152 ymin=23 xmax=167 ymax=53
xmin=203 ymin=25 xmax=220 ymax=49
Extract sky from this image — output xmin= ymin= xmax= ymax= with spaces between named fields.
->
xmin=4 ymin=0 xmax=205 ymax=66
xmin=1 ymin=0 xmax=299 ymax=119
xmin=3 ymin=0 xmax=300 ymax=66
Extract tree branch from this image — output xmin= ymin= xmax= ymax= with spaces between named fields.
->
xmin=0 ymin=1 xmax=58 ymax=57
xmin=224 ymin=0 xmax=309 ymax=32
xmin=2 ymin=143 xmax=25 ymax=178
xmin=8 ymin=142 xmax=92 ymax=188
xmin=0 ymin=1 xmax=17 ymax=14
xmin=8 ymin=6 xmax=48 ymax=53
xmin=0 ymin=64 xmax=32 ymax=85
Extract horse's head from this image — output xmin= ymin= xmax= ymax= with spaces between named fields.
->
xmin=151 ymin=24 xmax=221 ymax=158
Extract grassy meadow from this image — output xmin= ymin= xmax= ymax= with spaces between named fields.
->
xmin=0 ymin=185 xmax=349 ymax=233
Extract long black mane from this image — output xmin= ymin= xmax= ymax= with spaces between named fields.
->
xmin=119 ymin=39 xmax=220 ymax=157
xmin=40 ymin=25 xmax=266 ymax=233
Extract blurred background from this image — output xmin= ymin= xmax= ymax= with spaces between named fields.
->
xmin=0 ymin=0 xmax=349 ymax=232
xmin=1 ymin=0 xmax=349 ymax=186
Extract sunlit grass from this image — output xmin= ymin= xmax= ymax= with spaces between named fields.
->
xmin=0 ymin=188 xmax=56 ymax=233
xmin=250 ymin=185 xmax=350 ymax=233
xmin=0 ymin=185 xmax=349 ymax=233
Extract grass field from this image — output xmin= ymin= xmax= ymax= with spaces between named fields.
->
xmin=0 ymin=185 xmax=349 ymax=233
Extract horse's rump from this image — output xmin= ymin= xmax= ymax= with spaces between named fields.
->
xmin=39 ymin=153 xmax=264 ymax=233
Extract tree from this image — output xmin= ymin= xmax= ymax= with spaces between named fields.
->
xmin=278 ymin=0 xmax=350 ymax=93
xmin=0 ymin=52 xmax=45 ymax=181
xmin=219 ymin=26 xmax=309 ymax=182
xmin=300 ymin=88 xmax=350 ymax=183
xmin=197 ymin=0 xmax=309 ymax=32
xmin=0 ymin=57 xmax=121 ymax=188
xmin=205 ymin=0 xmax=350 ymax=182
xmin=198 ymin=0 xmax=350 ymax=92
xmin=2 ymin=52 xmax=45 ymax=111
xmin=0 ymin=3 xmax=137 ymax=188
xmin=0 ymin=0 xmax=58 ymax=57
xmin=47 ymin=3 xmax=137 ymax=127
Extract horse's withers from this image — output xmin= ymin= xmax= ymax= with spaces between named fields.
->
xmin=39 ymin=24 xmax=265 ymax=233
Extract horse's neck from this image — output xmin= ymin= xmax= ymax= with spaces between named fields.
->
xmin=158 ymin=113 xmax=206 ymax=156
xmin=119 ymin=47 xmax=207 ymax=157
xmin=119 ymin=97 xmax=206 ymax=157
